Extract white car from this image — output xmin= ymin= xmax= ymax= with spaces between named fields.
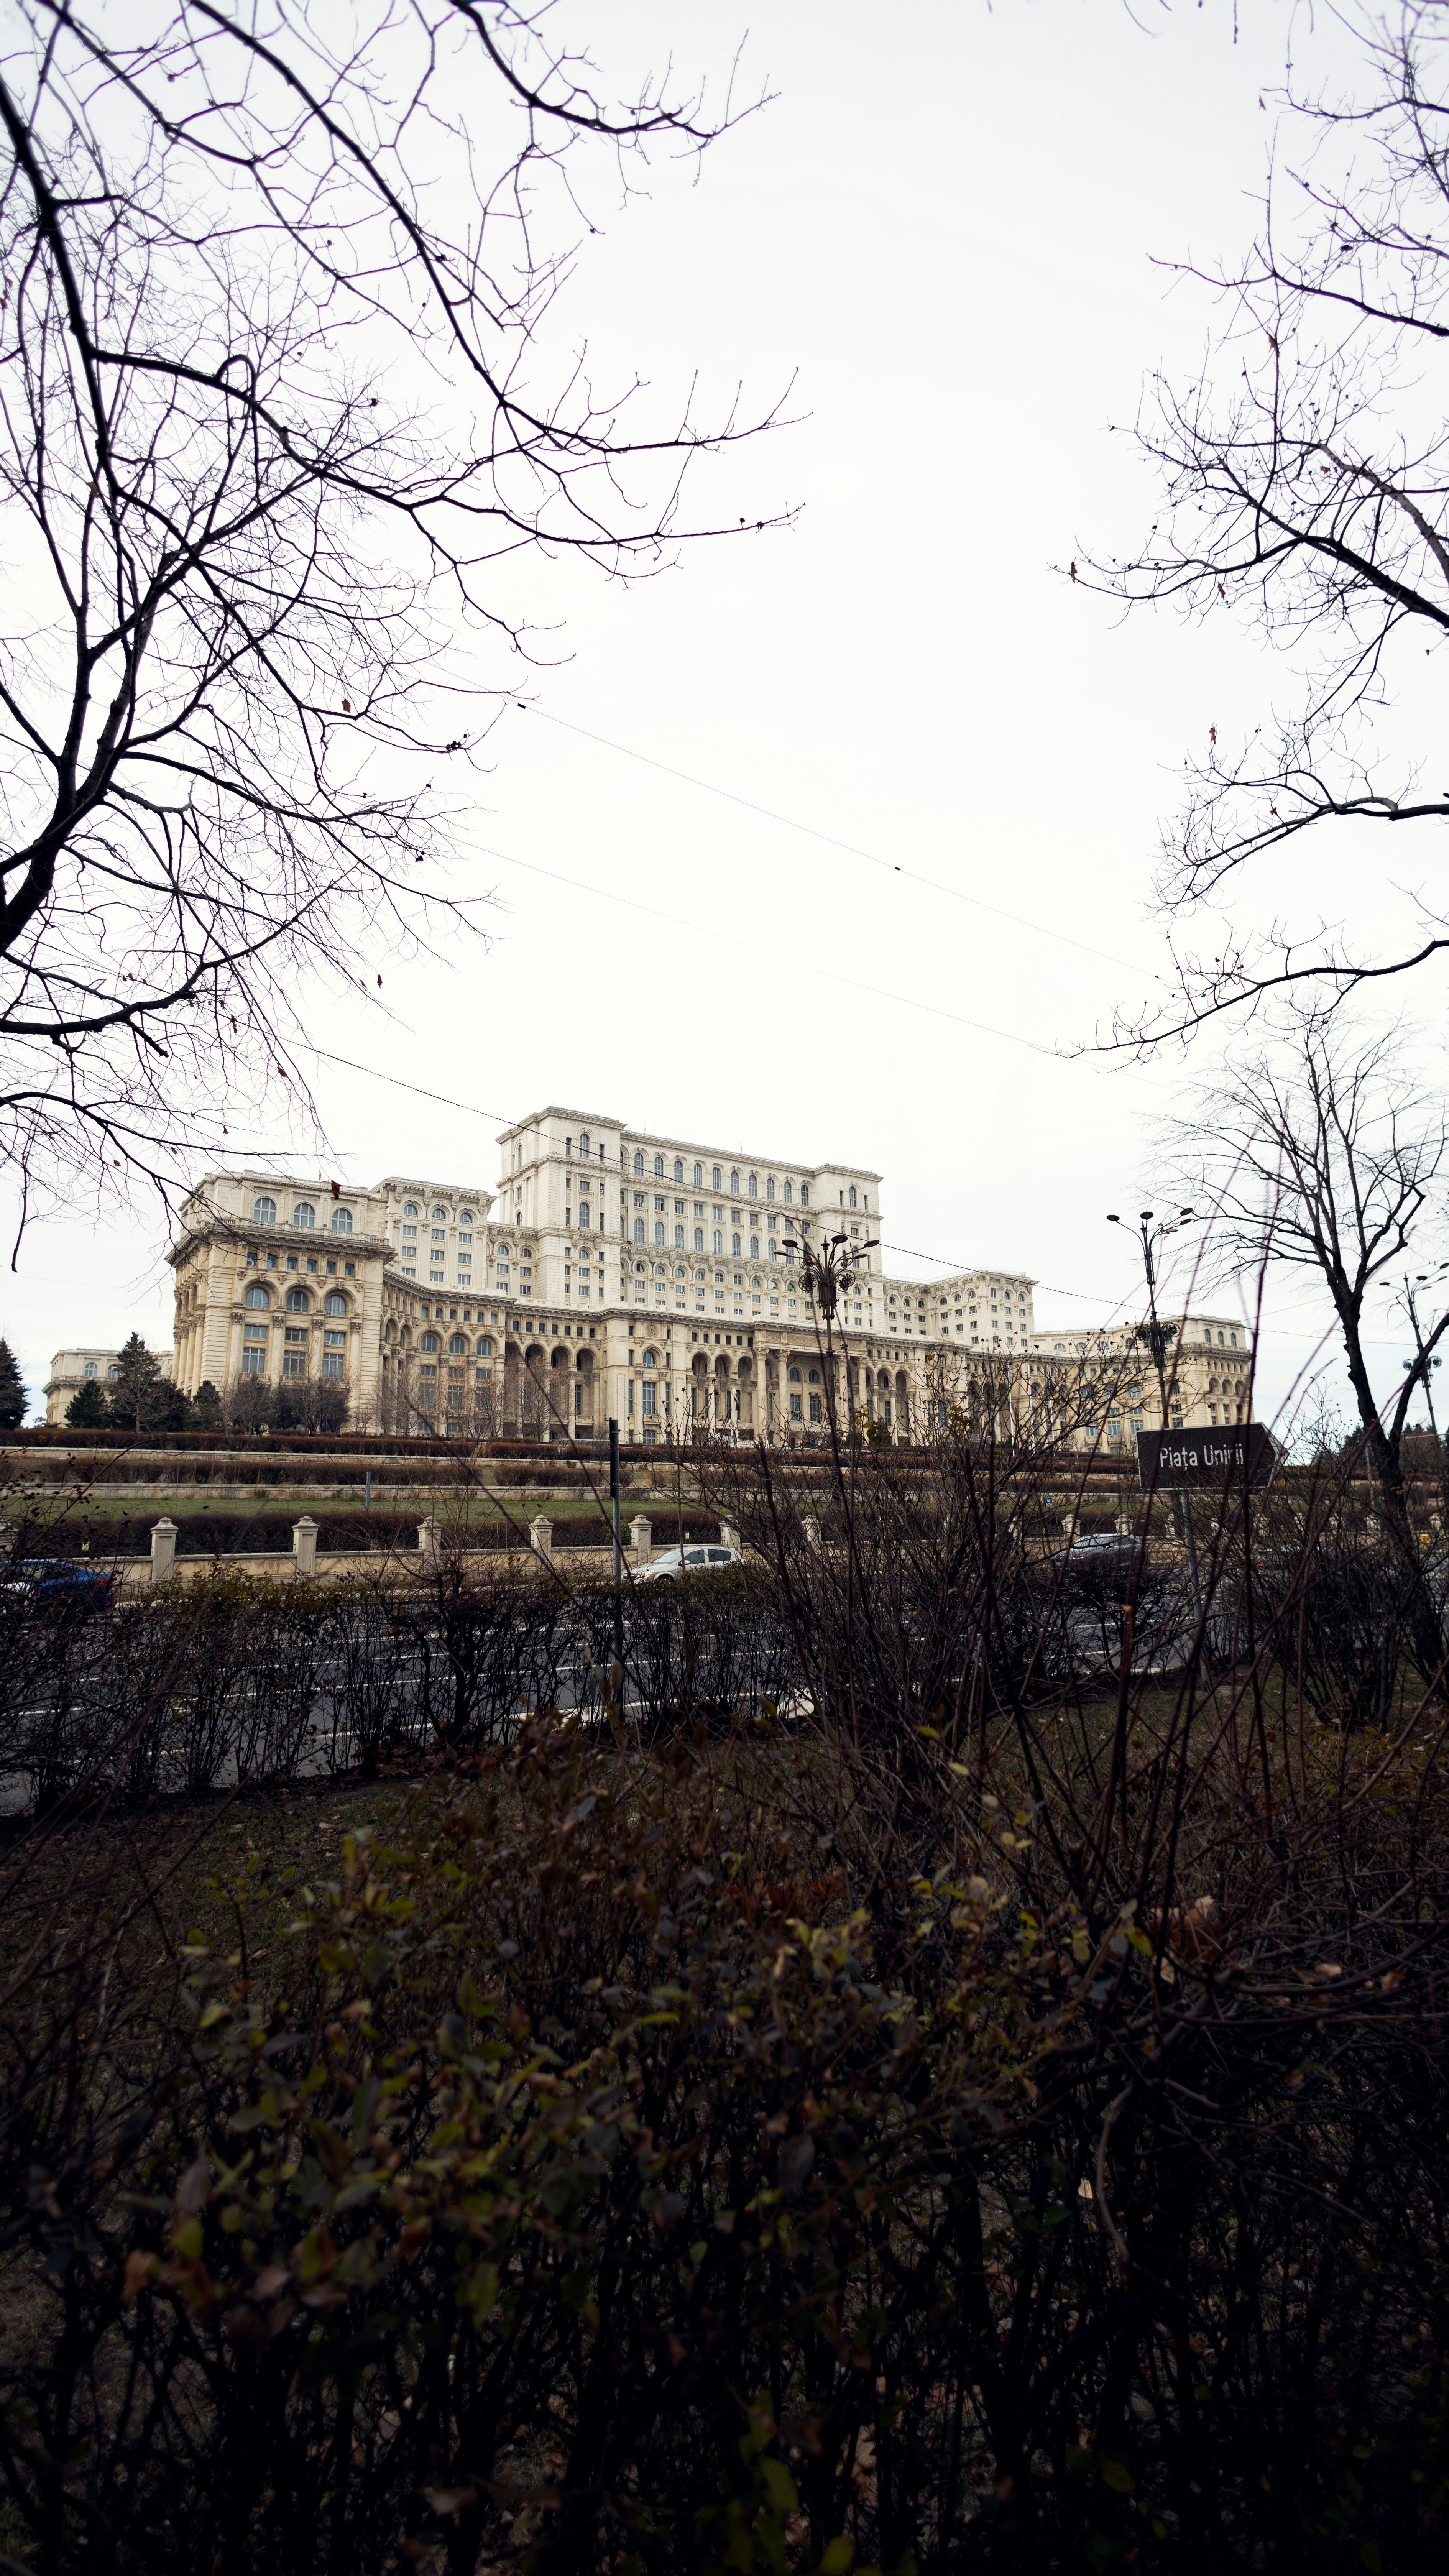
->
xmin=636 ymin=1543 xmax=743 ymax=1584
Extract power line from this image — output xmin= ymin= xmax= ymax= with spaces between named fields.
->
xmin=473 ymin=838 xmax=1171 ymax=1079
xmin=521 ymin=704 xmax=1164 ymax=988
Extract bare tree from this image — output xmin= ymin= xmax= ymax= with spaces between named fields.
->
xmin=1085 ymin=5 xmax=1449 ymax=1041
xmin=0 ymin=2 xmax=785 ymax=1232
xmin=1163 ymin=1008 xmax=1449 ymax=1557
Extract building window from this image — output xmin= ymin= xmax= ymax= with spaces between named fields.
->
xmin=674 ymin=1158 xmax=683 ymax=1183
xmin=578 ymin=1137 xmax=588 ymax=1160
xmin=578 ymin=1204 xmax=590 ymax=1228
xmin=749 ymin=1235 xmax=759 ymax=1259
xmin=849 ymin=1185 xmax=857 ymax=1209
xmin=642 ymin=1380 xmax=656 ymax=1416
xmin=634 ymin=1218 xmax=645 ymax=1243
xmin=790 ymin=1392 xmax=802 ymax=1421
xmin=331 ymin=1206 xmax=352 ymax=1233
xmin=732 ymin=1232 xmax=741 ymax=1257
xmin=731 ymin=1169 xmax=739 ymax=1194
xmin=634 ymin=1151 xmax=644 ymax=1175
xmin=253 ymin=1195 xmax=276 ymax=1224
xmin=783 ymin=1181 xmax=793 ymax=1205
xmin=460 ymin=1208 xmax=475 ymax=1224
xmin=292 ymin=1202 xmax=315 ymax=1229
xmin=421 ymin=1331 xmax=439 ymax=1353
xmin=404 ymin=1201 xmax=419 ymax=1217
xmin=749 ymin=1172 xmax=757 ymax=1198
xmin=809 ymin=1393 xmax=822 ymax=1423
xmin=712 ymin=1165 xmax=721 ymax=1190
xmin=82 ymin=1360 xmax=98 ymax=1379
xmin=242 ymin=1345 xmax=266 ymax=1375
xmin=323 ymin=1291 xmax=347 ymax=1317
xmin=694 ymin=1228 xmax=704 ymax=1252
xmin=323 ymin=1329 xmax=346 ymax=1348
xmin=283 ymin=1325 xmax=307 ymax=1344
xmin=675 ymin=1224 xmax=685 ymax=1248
xmin=477 ymin=1336 xmax=493 ymax=1356
xmin=244 ymin=1283 xmax=269 ymax=1309
xmin=285 ymin=1287 xmax=309 ymax=1313
xmin=321 ymin=1352 xmax=345 ymax=1380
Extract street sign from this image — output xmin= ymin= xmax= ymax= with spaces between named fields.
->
xmin=1137 ymin=1424 xmax=1276 ymax=1492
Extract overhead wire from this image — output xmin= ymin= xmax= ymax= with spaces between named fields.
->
xmin=519 ymin=704 xmax=1165 ymax=988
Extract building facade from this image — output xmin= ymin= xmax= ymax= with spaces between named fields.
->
xmin=47 ymin=1104 xmax=1254 ymax=1442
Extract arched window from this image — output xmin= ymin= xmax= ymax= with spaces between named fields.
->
xmin=252 ymin=1195 xmax=276 ymax=1224
xmin=713 ymin=1229 xmax=723 ymax=1255
xmin=634 ymin=1218 xmax=645 ymax=1243
xmin=712 ymin=1164 xmax=722 ymax=1191
xmin=653 ymin=1152 xmax=664 ymax=1179
xmin=674 ymin=1225 xmax=685 ymax=1248
xmin=642 ymin=1347 xmax=659 ymax=1367
xmin=783 ymin=1181 xmax=793 ymax=1205
xmin=693 ymin=1162 xmax=703 ymax=1188
xmin=730 ymin=1169 xmax=740 ymax=1194
xmin=694 ymin=1227 xmax=704 ymax=1252
xmin=634 ymin=1150 xmax=644 ymax=1176
xmin=286 ymin=1286 xmax=310 ymax=1313
xmin=449 ymin=1334 xmax=467 ymax=1355
xmin=808 ymin=1367 xmax=821 ymax=1385
xmin=292 ymin=1201 xmax=315 ymax=1229
xmin=578 ymin=1201 xmax=591 ymax=1227
xmin=496 ymin=1241 xmax=510 ymax=1257
xmin=83 ymin=1360 xmax=97 ymax=1379
xmin=787 ymin=1365 xmax=801 ymax=1383
xmin=749 ymin=1235 xmax=759 ymax=1259
xmin=674 ymin=1158 xmax=683 ymax=1183
xmin=323 ymin=1291 xmax=347 ymax=1317
xmin=244 ymin=1283 xmax=270 ymax=1309
xmin=404 ymin=1201 xmax=419 ymax=1217
xmin=749 ymin=1172 xmax=757 ymax=1198
xmin=767 ymin=1176 xmax=776 ymax=1201
xmin=421 ymin=1331 xmax=439 ymax=1353
xmin=578 ymin=1133 xmax=589 ymax=1157
xmin=654 ymin=1222 xmax=665 ymax=1246
xmin=330 ymin=1206 xmax=352 ymax=1233
xmin=731 ymin=1232 xmax=741 ymax=1257
xmin=459 ymin=1208 xmax=475 ymax=1224
xmin=477 ymin=1336 xmax=493 ymax=1357
xmin=432 ymin=1205 xmax=448 ymax=1222
xmin=800 ymin=1184 xmax=810 ymax=1206
xmin=849 ymin=1184 xmax=857 ymax=1209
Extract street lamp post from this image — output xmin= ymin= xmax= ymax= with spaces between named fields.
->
xmin=1107 ymin=1205 xmax=1199 ymax=1593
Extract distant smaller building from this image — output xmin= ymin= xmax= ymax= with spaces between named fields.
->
xmin=43 ymin=1347 xmax=171 ymax=1426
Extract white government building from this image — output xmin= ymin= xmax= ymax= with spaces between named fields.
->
xmin=45 ymin=1103 xmax=1253 ymax=1443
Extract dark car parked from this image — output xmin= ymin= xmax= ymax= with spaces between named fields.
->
xmin=1049 ymin=1531 xmax=1149 ymax=1597
xmin=2 ymin=1559 xmax=115 ymax=1608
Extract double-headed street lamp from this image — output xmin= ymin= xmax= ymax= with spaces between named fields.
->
xmin=1106 ymin=1206 xmax=1198 ymax=1428
xmin=1107 ymin=1204 xmax=1201 ymax=1592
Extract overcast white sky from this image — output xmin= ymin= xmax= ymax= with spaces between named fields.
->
xmin=7 ymin=0 xmax=1445 ymax=1438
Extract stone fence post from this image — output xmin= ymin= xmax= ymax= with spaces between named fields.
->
xmin=530 ymin=1515 xmax=554 ymax=1562
xmin=292 ymin=1515 xmax=319 ymax=1579
xmin=150 ymin=1518 xmax=178 ymax=1583
xmin=630 ymin=1514 xmax=652 ymax=1569
xmin=802 ymin=1514 xmax=821 ymax=1554
xmin=417 ymin=1518 xmax=441 ymax=1572
xmin=720 ymin=1520 xmax=740 ymax=1555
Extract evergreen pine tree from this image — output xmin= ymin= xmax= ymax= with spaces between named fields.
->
xmin=191 ymin=1380 xmax=223 ymax=1429
xmin=65 ymin=1379 xmax=110 ymax=1428
xmin=0 ymin=1337 xmax=26 ymax=1429
xmin=105 ymin=1332 xmax=169 ymax=1435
